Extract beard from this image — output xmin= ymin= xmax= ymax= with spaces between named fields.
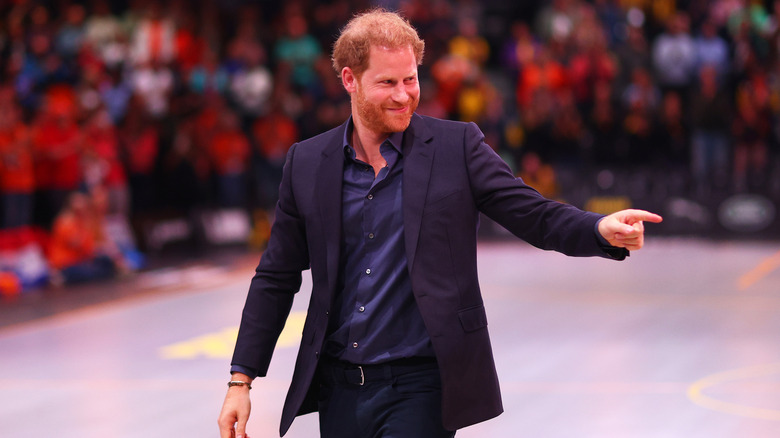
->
xmin=354 ymin=86 xmax=418 ymax=134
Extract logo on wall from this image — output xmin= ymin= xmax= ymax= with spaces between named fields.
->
xmin=718 ymin=194 xmax=776 ymax=233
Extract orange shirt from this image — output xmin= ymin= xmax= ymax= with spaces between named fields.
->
xmin=0 ymin=124 xmax=34 ymax=192
xmin=86 ymin=127 xmax=127 ymax=186
xmin=209 ymin=130 xmax=250 ymax=175
xmin=516 ymin=61 xmax=569 ymax=109
xmin=252 ymin=113 xmax=297 ymax=164
xmin=32 ymin=119 xmax=82 ymax=190
xmin=125 ymin=128 xmax=159 ymax=174
xmin=47 ymin=212 xmax=96 ymax=269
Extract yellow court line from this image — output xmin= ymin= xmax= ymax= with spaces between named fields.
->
xmin=738 ymin=249 xmax=780 ymax=291
xmin=158 ymin=311 xmax=306 ymax=360
xmin=687 ymin=363 xmax=780 ymax=421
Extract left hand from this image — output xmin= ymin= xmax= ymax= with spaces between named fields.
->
xmin=598 ymin=209 xmax=663 ymax=251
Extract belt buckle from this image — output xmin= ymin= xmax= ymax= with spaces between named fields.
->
xmin=358 ymin=365 xmax=365 ymax=386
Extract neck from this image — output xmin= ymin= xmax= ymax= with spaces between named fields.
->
xmin=351 ymin=119 xmax=388 ymax=161
xmin=351 ymin=122 xmax=388 ymax=176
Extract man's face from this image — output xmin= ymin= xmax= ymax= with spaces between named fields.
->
xmin=351 ymin=45 xmax=420 ymax=135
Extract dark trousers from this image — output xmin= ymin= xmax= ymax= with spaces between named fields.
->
xmin=318 ymin=359 xmax=456 ymax=438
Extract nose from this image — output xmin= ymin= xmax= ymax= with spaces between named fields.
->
xmin=391 ymin=83 xmax=410 ymax=104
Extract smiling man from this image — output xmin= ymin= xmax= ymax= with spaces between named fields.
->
xmin=218 ymin=9 xmax=662 ymax=438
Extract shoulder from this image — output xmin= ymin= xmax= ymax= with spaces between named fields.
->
xmin=410 ymin=114 xmax=482 ymax=144
xmin=289 ymin=122 xmax=345 ymax=158
xmin=413 ymin=114 xmax=474 ymax=132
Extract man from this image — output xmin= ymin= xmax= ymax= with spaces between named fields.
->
xmin=218 ymin=9 xmax=662 ymax=438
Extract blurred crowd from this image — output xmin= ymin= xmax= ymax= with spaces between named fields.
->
xmin=0 ymin=0 xmax=779 ymax=292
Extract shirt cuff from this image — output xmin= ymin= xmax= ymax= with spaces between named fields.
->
xmin=230 ymin=364 xmax=259 ymax=379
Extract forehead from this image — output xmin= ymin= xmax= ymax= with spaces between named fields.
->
xmin=364 ymin=45 xmax=418 ymax=76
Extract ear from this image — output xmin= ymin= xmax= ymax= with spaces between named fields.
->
xmin=342 ymin=67 xmax=357 ymax=94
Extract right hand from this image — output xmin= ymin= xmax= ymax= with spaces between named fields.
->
xmin=217 ymin=374 xmax=253 ymax=438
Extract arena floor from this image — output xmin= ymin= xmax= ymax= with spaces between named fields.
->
xmin=1 ymin=237 xmax=779 ymax=438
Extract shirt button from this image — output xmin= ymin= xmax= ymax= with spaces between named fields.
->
xmin=368 ymin=233 xmax=375 ymax=239
xmin=365 ymin=268 xmax=371 ymax=275
xmin=358 ymin=306 xmax=365 ymax=312
xmin=352 ymin=342 xmax=359 ymax=348
xmin=367 ymin=194 xmax=373 ymax=200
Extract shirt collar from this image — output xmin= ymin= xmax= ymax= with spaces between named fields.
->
xmin=342 ymin=116 xmax=404 ymax=159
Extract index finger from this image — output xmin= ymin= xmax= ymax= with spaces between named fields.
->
xmin=629 ymin=209 xmax=663 ymax=224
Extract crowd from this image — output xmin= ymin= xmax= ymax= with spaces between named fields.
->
xmin=0 ymin=0 xmax=779 ymax=292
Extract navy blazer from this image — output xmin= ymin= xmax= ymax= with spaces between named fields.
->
xmin=232 ymin=114 xmax=627 ymax=436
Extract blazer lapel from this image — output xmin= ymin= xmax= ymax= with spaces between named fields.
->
xmin=402 ymin=114 xmax=435 ymax=272
xmin=315 ymin=126 xmax=346 ymax=295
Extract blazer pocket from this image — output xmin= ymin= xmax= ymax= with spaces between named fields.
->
xmin=424 ymin=189 xmax=468 ymax=216
xmin=458 ymin=304 xmax=488 ymax=332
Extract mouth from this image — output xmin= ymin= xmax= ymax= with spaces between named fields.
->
xmin=386 ymin=106 xmax=409 ymax=114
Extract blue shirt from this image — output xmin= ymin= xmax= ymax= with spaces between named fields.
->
xmin=323 ymin=123 xmax=434 ymax=364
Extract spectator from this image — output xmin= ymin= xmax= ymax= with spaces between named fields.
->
xmin=430 ymin=51 xmax=474 ymax=118
xmin=518 ymin=151 xmax=560 ymax=199
xmin=55 ymin=4 xmax=87 ymax=62
xmin=568 ymin=27 xmax=618 ymax=109
xmin=622 ymin=66 xmax=662 ymax=115
xmin=652 ymin=12 xmax=697 ymax=97
xmin=689 ymin=65 xmax=732 ymax=193
xmin=500 ymin=21 xmax=541 ymax=87
xmin=84 ymin=0 xmax=125 ymax=63
xmin=100 ymin=68 xmax=133 ymax=124
xmin=694 ymin=18 xmax=730 ymax=80
xmin=0 ymin=98 xmax=34 ymax=229
xmin=188 ymin=48 xmax=228 ymax=96
xmin=131 ymin=59 xmax=174 ymax=118
xmin=47 ymin=191 xmax=116 ymax=286
xmin=733 ymin=74 xmax=772 ymax=190
xmin=587 ymin=79 xmax=622 ymax=165
xmin=621 ymin=68 xmax=658 ymax=164
xmin=549 ymin=90 xmax=587 ymax=165
xmin=614 ymin=25 xmax=652 ymax=93
xmin=535 ymin=0 xmax=576 ymax=46
xmin=129 ymin=2 xmax=176 ymax=66
xmin=120 ymin=101 xmax=159 ymax=216
xmin=516 ymin=46 xmax=569 ymax=110
xmin=83 ymin=1 xmax=128 ymax=71
xmin=164 ymin=114 xmax=210 ymax=213
xmin=82 ymin=109 xmax=129 ymax=215
xmin=207 ymin=110 xmax=251 ymax=209
xmin=274 ymin=13 xmax=323 ymax=93
xmin=227 ymin=40 xmax=273 ymax=119
xmin=251 ymin=102 xmax=299 ymax=209
xmin=448 ymin=17 xmax=490 ymax=69
xmin=31 ymin=87 xmax=83 ymax=226
xmin=172 ymin=11 xmax=206 ymax=75
xmin=653 ymin=91 xmax=689 ymax=166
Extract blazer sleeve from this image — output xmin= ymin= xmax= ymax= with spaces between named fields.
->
xmin=462 ymin=122 xmax=627 ymax=259
xmin=231 ymin=143 xmax=312 ymax=377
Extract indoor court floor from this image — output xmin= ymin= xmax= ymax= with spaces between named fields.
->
xmin=1 ymin=237 xmax=779 ymax=438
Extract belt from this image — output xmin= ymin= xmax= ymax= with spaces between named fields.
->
xmin=319 ymin=357 xmax=438 ymax=386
